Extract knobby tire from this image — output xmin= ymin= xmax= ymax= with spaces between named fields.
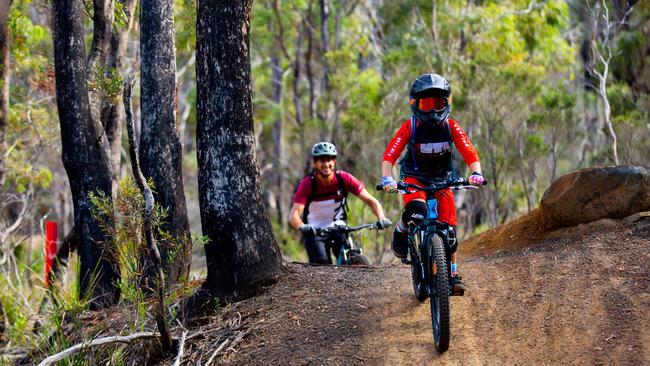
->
xmin=429 ymin=234 xmax=450 ymax=353
xmin=349 ymin=254 xmax=371 ymax=265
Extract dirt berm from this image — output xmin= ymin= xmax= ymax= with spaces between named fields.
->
xmin=224 ymin=166 xmax=650 ymax=365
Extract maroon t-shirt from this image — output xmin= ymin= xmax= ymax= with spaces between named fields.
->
xmin=293 ymin=171 xmax=364 ymax=228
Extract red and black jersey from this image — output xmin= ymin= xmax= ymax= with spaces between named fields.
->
xmin=383 ymin=117 xmax=479 ymax=181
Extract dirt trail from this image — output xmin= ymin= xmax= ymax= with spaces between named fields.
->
xmin=232 ymin=218 xmax=650 ymax=365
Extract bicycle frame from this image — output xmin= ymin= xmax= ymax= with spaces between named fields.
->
xmin=336 ymin=235 xmax=362 ymax=266
xmin=315 ymin=223 xmax=377 ymax=266
xmin=408 ymin=199 xmax=454 ymax=296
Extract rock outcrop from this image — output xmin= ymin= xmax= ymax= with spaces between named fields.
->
xmin=538 ymin=165 xmax=650 ymax=230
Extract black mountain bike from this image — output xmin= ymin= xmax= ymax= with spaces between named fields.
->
xmin=315 ymin=223 xmax=378 ymax=265
xmin=377 ymin=177 xmax=482 ymax=353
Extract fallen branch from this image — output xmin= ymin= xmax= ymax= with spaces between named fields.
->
xmin=222 ymin=328 xmax=252 ymax=359
xmin=186 ymin=325 xmax=224 ymax=340
xmin=173 ymin=330 xmax=188 ymax=366
xmin=205 ymin=338 xmax=230 ymax=366
xmin=124 ymin=75 xmax=173 ymax=350
xmin=37 ymin=332 xmax=158 ymax=366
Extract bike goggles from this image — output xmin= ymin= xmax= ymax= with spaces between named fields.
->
xmin=412 ymin=96 xmax=448 ymax=112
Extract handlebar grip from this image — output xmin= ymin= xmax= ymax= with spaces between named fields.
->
xmin=375 ymin=184 xmax=384 ymax=191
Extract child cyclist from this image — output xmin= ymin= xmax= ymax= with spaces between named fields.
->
xmin=380 ymin=73 xmax=486 ymax=292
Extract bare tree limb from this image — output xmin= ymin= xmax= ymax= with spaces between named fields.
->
xmin=36 ymin=332 xmax=159 ymax=366
xmin=585 ymin=0 xmax=625 ymax=165
xmin=172 ymin=330 xmax=188 ymax=366
xmin=271 ymin=0 xmax=293 ymax=61
xmin=495 ymin=0 xmax=539 ymax=21
xmin=345 ymin=0 xmax=361 ymax=17
xmin=123 ymin=75 xmax=173 ymax=350
xmin=205 ymin=338 xmax=230 ymax=366
xmin=0 ymin=193 xmax=29 ymax=245
xmin=513 ymin=0 xmax=537 ymax=15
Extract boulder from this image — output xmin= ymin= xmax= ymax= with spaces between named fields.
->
xmin=539 ymin=165 xmax=650 ymax=230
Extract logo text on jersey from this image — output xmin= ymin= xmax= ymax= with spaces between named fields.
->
xmin=417 ymin=142 xmax=451 ymax=155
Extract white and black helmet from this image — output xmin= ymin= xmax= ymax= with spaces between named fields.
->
xmin=311 ymin=142 xmax=337 ymax=158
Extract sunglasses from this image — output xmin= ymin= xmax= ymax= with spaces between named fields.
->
xmin=412 ymin=97 xmax=448 ymax=112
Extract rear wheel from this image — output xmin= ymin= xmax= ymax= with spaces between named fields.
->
xmin=429 ymin=234 xmax=450 ymax=353
xmin=349 ymin=253 xmax=371 ymax=265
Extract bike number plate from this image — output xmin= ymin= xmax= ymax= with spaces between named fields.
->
xmin=427 ymin=198 xmax=438 ymax=219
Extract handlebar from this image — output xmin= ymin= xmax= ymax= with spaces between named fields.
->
xmin=375 ymin=177 xmax=486 ymax=194
xmin=315 ymin=223 xmax=378 ymax=236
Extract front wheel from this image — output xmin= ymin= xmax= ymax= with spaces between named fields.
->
xmin=429 ymin=234 xmax=450 ymax=353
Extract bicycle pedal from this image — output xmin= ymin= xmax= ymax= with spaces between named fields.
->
xmin=401 ymin=258 xmax=412 ymax=265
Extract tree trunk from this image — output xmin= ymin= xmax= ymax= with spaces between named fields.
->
xmin=196 ymin=0 xmax=282 ymax=301
xmin=52 ymin=0 xmax=119 ymax=309
xmin=270 ymin=44 xmax=286 ymax=227
xmin=87 ymin=0 xmax=114 ymax=142
xmin=317 ymin=0 xmax=331 ymax=129
xmin=293 ymin=19 xmax=307 ymax=176
xmin=87 ymin=0 xmax=114 ymax=75
xmin=598 ymin=69 xmax=619 ymax=165
xmin=140 ymin=0 xmax=191 ymax=287
xmin=101 ymin=0 xmax=138 ymax=194
xmin=319 ymin=0 xmax=330 ymax=92
xmin=305 ymin=2 xmax=316 ymax=121
xmin=516 ymin=126 xmax=533 ymax=212
xmin=0 ymin=0 xmax=11 ymax=187
xmin=485 ymin=119 xmax=501 ymax=228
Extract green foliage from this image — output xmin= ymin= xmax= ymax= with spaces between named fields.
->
xmin=89 ymin=178 xmax=174 ymax=312
xmin=330 ymin=59 xmax=384 ymax=131
xmin=4 ymin=165 xmax=52 ymax=192
xmin=607 ymin=82 xmax=637 ymax=119
xmin=175 ymin=0 xmax=197 ymax=52
xmin=113 ymin=0 xmax=129 ymax=29
xmin=611 ymin=30 xmax=644 ymax=81
xmin=0 ymin=276 xmax=30 ymax=344
xmin=8 ymin=3 xmax=49 ymax=65
xmin=0 ymin=231 xmax=83 ymax=349
xmin=272 ymin=219 xmax=306 ymax=262
xmin=90 ymin=65 xmax=125 ymax=105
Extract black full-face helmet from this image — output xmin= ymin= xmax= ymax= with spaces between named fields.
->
xmin=409 ymin=73 xmax=452 ymax=125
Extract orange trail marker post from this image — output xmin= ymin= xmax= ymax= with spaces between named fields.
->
xmin=45 ymin=221 xmax=58 ymax=288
